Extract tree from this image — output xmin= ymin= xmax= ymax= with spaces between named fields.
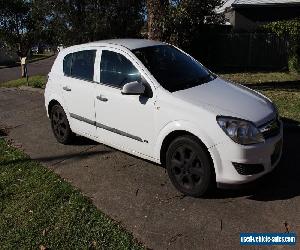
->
xmin=0 ymin=0 xmax=145 ymax=56
xmin=44 ymin=0 xmax=145 ymax=46
xmin=0 ymin=0 xmax=50 ymax=77
xmin=146 ymin=0 xmax=168 ymax=40
xmin=146 ymin=0 xmax=224 ymax=46
xmin=262 ymin=18 xmax=300 ymax=73
xmin=0 ymin=0 xmax=29 ymax=56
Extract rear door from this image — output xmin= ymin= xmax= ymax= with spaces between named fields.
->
xmin=61 ymin=49 xmax=97 ymax=136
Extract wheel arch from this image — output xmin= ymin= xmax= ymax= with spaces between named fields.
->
xmin=158 ymin=128 xmax=217 ymax=185
xmin=48 ymin=99 xmax=61 ymax=117
xmin=155 ymin=121 xmax=215 ymax=166
xmin=46 ymin=93 xmax=68 ymax=118
xmin=46 ymin=94 xmax=74 ymax=133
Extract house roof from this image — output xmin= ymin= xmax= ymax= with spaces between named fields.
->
xmin=216 ymin=0 xmax=235 ymax=13
xmin=216 ymin=0 xmax=300 ymax=13
xmin=233 ymin=0 xmax=300 ymax=7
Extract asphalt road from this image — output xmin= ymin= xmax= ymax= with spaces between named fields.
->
xmin=0 ymin=88 xmax=299 ymax=249
xmin=0 ymin=56 xmax=56 ymax=83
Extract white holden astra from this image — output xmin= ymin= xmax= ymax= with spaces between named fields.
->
xmin=45 ymin=39 xmax=283 ymax=197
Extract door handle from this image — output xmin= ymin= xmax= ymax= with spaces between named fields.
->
xmin=96 ymin=95 xmax=108 ymax=102
xmin=63 ymin=86 xmax=71 ymax=92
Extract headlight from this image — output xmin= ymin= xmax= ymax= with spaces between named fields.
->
xmin=217 ymin=116 xmax=265 ymax=145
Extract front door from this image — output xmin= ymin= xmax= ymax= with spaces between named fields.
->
xmin=94 ymin=49 xmax=156 ymax=158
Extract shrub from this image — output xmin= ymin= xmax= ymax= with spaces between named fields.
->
xmin=262 ymin=19 xmax=300 ymax=73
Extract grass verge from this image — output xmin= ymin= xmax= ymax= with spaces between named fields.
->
xmin=220 ymin=71 xmax=300 ymax=84
xmin=261 ymin=90 xmax=300 ymax=123
xmin=0 ymin=138 xmax=143 ymax=250
xmin=28 ymin=53 xmax=54 ymax=63
xmin=1 ymin=75 xmax=46 ymax=88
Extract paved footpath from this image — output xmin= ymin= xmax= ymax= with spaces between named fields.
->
xmin=0 ymin=56 xmax=56 ymax=83
xmin=0 ymin=88 xmax=299 ymax=249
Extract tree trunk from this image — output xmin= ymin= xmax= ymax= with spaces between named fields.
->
xmin=147 ymin=0 xmax=169 ymax=40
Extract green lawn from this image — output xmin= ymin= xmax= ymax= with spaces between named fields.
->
xmin=1 ymin=75 xmax=46 ymax=88
xmin=220 ymin=71 xmax=300 ymax=85
xmin=0 ymin=138 xmax=143 ymax=250
xmin=261 ymin=90 xmax=300 ymax=123
xmin=28 ymin=53 xmax=54 ymax=63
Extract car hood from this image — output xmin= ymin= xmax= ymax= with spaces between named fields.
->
xmin=173 ymin=77 xmax=276 ymax=126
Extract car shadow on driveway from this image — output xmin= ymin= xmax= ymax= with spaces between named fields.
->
xmin=72 ymin=135 xmax=100 ymax=146
xmin=0 ymin=149 xmax=113 ymax=166
xmin=211 ymin=123 xmax=300 ymax=201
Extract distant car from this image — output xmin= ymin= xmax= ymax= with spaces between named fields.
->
xmin=45 ymin=39 xmax=283 ymax=197
xmin=31 ymin=47 xmax=39 ymax=54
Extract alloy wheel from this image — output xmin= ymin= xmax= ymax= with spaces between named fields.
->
xmin=170 ymin=145 xmax=205 ymax=190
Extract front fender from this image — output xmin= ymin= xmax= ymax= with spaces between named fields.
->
xmin=154 ymin=120 xmax=216 ymax=163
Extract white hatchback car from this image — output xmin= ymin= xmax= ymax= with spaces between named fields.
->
xmin=45 ymin=39 xmax=283 ymax=197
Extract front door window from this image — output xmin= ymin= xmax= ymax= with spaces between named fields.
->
xmin=100 ymin=50 xmax=141 ymax=88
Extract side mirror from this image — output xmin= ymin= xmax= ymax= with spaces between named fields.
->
xmin=121 ymin=81 xmax=145 ymax=95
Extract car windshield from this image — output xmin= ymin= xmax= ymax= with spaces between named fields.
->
xmin=132 ymin=45 xmax=215 ymax=92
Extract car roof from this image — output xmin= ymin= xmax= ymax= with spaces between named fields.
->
xmin=78 ymin=39 xmax=165 ymax=50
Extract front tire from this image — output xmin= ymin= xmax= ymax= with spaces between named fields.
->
xmin=166 ymin=135 xmax=214 ymax=197
xmin=50 ymin=104 xmax=74 ymax=144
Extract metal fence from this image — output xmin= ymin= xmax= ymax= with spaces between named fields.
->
xmin=199 ymin=33 xmax=289 ymax=71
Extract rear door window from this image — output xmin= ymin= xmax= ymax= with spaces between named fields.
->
xmin=63 ymin=50 xmax=96 ymax=81
xmin=63 ymin=53 xmax=72 ymax=76
xmin=71 ymin=50 xmax=96 ymax=81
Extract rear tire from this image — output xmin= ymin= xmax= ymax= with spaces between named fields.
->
xmin=166 ymin=135 xmax=214 ymax=197
xmin=50 ymin=104 xmax=74 ymax=144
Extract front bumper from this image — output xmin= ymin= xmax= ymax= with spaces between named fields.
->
xmin=209 ymin=123 xmax=283 ymax=186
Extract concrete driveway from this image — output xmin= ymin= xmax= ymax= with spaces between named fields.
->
xmin=0 ymin=56 xmax=55 ymax=84
xmin=0 ymin=88 xmax=299 ymax=249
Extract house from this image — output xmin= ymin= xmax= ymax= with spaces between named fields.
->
xmin=216 ymin=0 xmax=300 ymax=31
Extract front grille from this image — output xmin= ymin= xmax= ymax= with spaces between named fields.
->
xmin=259 ymin=118 xmax=281 ymax=140
xmin=233 ymin=163 xmax=265 ymax=175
